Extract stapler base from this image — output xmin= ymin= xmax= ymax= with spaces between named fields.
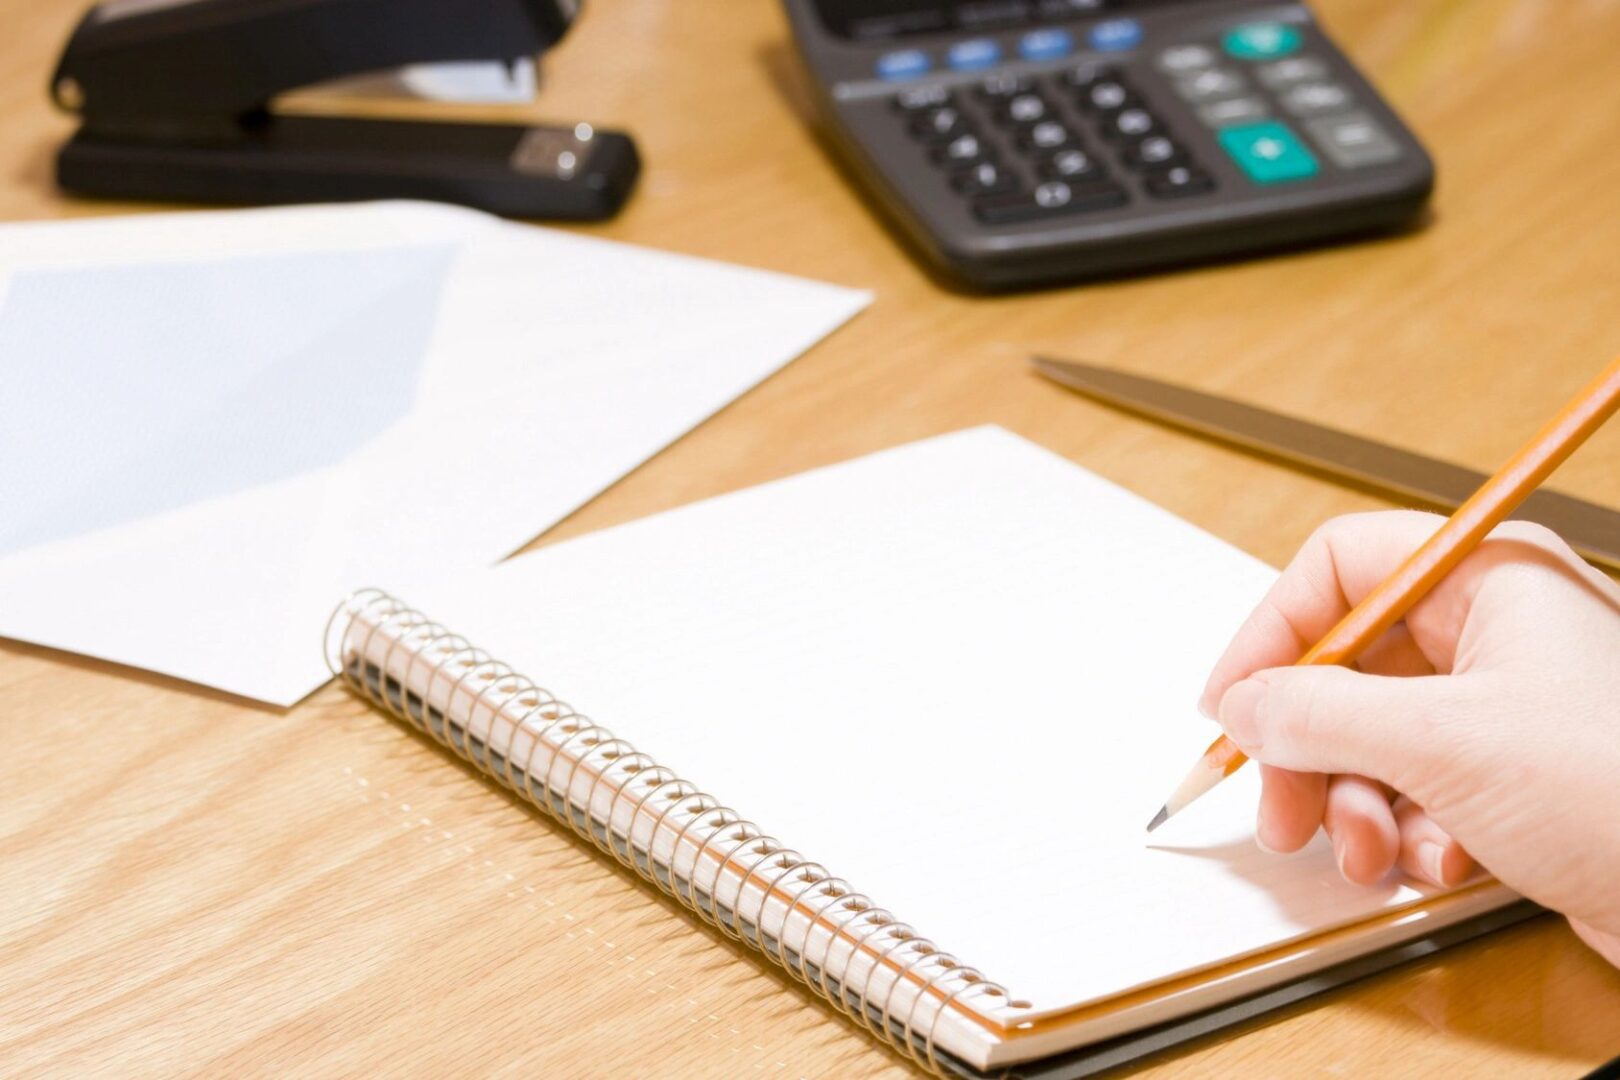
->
xmin=57 ymin=114 xmax=639 ymax=221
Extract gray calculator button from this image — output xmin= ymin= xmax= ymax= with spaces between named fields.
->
xmin=1174 ymin=68 xmax=1248 ymax=103
xmin=1257 ymin=56 xmax=1329 ymax=88
xmin=1157 ymin=44 xmax=1217 ymax=74
xmin=1281 ymin=82 xmax=1355 ymax=116
xmin=1197 ymin=96 xmax=1269 ymax=127
xmin=1306 ymin=111 xmax=1403 ymax=167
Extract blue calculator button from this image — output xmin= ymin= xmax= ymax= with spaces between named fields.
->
xmin=1089 ymin=18 xmax=1143 ymax=52
xmin=876 ymin=49 xmax=931 ymax=81
xmin=948 ymin=39 xmax=1002 ymax=71
xmin=1019 ymin=28 xmax=1074 ymax=61
xmin=1218 ymin=120 xmax=1320 ymax=183
xmin=1223 ymin=22 xmax=1303 ymax=60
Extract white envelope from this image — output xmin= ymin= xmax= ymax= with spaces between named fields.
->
xmin=0 ymin=201 xmax=869 ymax=705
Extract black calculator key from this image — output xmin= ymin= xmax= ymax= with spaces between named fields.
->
xmin=997 ymin=93 xmax=1050 ymax=126
xmin=910 ymin=107 xmax=967 ymax=142
xmin=1078 ymin=79 xmax=1132 ymax=113
xmin=1123 ymin=134 xmax=1182 ymax=168
xmin=1143 ymin=164 xmax=1216 ymax=198
xmin=934 ymin=132 xmax=994 ymax=166
xmin=951 ymin=161 xmax=1021 ymax=197
xmin=1104 ymin=107 xmax=1158 ymax=141
xmin=973 ymin=180 xmax=1128 ymax=223
xmin=1039 ymin=147 xmax=1103 ymax=180
xmin=1019 ymin=120 xmax=1075 ymax=152
xmin=893 ymin=85 xmax=954 ymax=112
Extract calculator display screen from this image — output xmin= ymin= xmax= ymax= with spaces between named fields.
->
xmin=812 ymin=0 xmax=1188 ymax=41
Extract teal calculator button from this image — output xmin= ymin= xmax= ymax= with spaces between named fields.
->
xmin=1223 ymin=22 xmax=1302 ymax=60
xmin=1218 ymin=121 xmax=1320 ymax=183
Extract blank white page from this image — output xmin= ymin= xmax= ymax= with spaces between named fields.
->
xmin=402 ymin=427 xmax=1456 ymax=1022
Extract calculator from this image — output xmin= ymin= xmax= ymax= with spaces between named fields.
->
xmin=782 ymin=0 xmax=1434 ymax=289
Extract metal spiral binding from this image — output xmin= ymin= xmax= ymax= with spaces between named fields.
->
xmin=324 ymin=588 xmax=1029 ymax=1076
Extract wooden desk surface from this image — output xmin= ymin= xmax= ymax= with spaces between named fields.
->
xmin=3 ymin=0 xmax=1619 ymax=1075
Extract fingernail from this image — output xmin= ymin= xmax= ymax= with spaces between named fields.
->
xmin=1197 ymin=697 xmax=1215 ymax=722
xmin=1254 ymin=815 xmax=1279 ymax=855
xmin=1417 ymin=842 xmax=1447 ymax=886
xmin=1332 ymin=833 xmax=1350 ymax=880
xmin=1217 ymin=678 xmax=1267 ymax=752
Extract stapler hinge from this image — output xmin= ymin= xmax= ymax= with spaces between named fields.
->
xmin=50 ymin=0 xmax=639 ymax=220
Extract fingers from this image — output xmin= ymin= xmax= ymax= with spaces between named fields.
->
xmin=1255 ymin=765 xmax=1324 ymax=853
xmin=1323 ymin=775 xmax=1400 ymax=885
xmin=1200 ymin=511 xmax=1449 ymax=716
xmin=1216 ymin=664 xmax=1478 ymax=799
xmin=1257 ymin=777 xmax=1476 ymax=890
xmin=1392 ymin=796 xmax=1473 ymax=887
xmin=1255 ymin=767 xmax=1400 ymax=883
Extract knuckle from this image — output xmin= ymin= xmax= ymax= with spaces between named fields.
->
xmin=1300 ymin=513 xmax=1379 ymax=568
xmin=1492 ymin=519 xmax=1562 ymax=551
xmin=1312 ymin=510 xmax=1444 ymax=584
xmin=1304 ymin=514 xmax=1364 ymax=556
xmin=1322 ymin=509 xmax=1441 ymax=543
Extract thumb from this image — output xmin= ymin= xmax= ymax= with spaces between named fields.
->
xmin=1217 ymin=666 xmax=1475 ymax=797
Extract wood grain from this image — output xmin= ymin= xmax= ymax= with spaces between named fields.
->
xmin=3 ymin=0 xmax=1619 ymax=1076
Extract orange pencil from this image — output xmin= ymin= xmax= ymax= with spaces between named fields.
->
xmin=1147 ymin=354 xmax=1620 ymax=832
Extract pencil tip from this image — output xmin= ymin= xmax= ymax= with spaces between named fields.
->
xmin=1146 ymin=805 xmax=1169 ymax=834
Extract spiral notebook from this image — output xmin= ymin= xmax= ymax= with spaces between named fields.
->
xmin=325 ymin=427 xmax=1527 ymax=1075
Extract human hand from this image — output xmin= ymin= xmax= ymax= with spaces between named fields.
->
xmin=1200 ymin=511 xmax=1620 ymax=966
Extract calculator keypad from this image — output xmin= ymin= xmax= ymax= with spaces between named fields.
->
xmin=895 ymin=62 xmax=1233 ymax=223
xmin=884 ymin=16 xmax=1409 ymax=230
xmin=1166 ymin=27 xmax=1404 ymax=182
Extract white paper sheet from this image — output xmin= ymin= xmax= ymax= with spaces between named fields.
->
xmin=399 ymin=428 xmax=1513 ymax=1045
xmin=0 ymin=202 xmax=869 ymax=705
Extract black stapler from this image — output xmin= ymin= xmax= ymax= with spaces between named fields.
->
xmin=49 ymin=0 xmax=639 ymax=220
